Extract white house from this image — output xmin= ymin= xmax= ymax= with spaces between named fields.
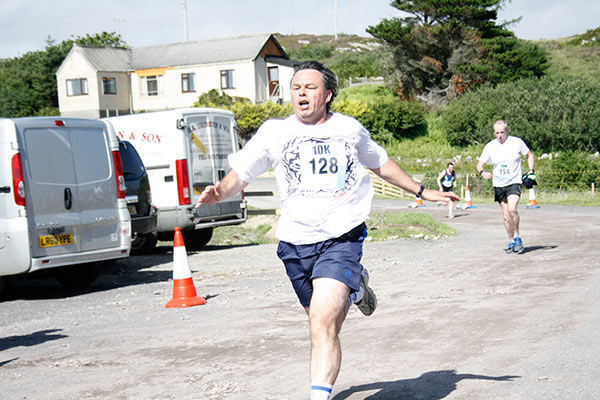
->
xmin=56 ymin=34 xmax=297 ymax=118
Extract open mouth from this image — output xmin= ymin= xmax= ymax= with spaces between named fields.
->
xmin=298 ymin=100 xmax=309 ymax=107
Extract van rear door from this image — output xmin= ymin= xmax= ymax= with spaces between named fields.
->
xmin=184 ymin=113 xmax=243 ymax=217
xmin=16 ymin=119 xmax=121 ymax=258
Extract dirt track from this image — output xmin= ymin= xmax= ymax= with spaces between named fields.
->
xmin=1 ymin=201 xmax=599 ymax=399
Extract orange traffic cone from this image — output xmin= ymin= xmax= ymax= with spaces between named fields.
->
xmin=526 ymin=187 xmax=540 ymax=209
xmin=463 ymin=184 xmax=474 ymax=208
xmin=165 ymin=227 xmax=206 ymax=308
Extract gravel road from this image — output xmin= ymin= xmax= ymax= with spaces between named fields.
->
xmin=1 ymin=201 xmax=599 ymax=399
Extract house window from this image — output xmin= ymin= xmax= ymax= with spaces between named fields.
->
xmin=141 ymin=75 xmax=160 ymax=96
xmin=66 ymin=78 xmax=88 ymax=96
xmin=102 ymin=77 xmax=117 ymax=95
xmin=181 ymin=73 xmax=195 ymax=92
xmin=220 ymin=69 xmax=234 ymax=89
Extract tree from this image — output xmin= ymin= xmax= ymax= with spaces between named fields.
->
xmin=0 ymin=32 xmax=127 ymax=118
xmin=367 ymin=0 xmax=548 ymax=105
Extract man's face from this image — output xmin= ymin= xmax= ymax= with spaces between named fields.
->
xmin=290 ymin=69 xmax=332 ymax=125
xmin=494 ymin=124 xmax=508 ymax=144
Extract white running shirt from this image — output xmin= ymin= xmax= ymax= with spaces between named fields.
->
xmin=228 ymin=113 xmax=389 ymax=244
xmin=479 ymin=136 xmax=530 ymax=187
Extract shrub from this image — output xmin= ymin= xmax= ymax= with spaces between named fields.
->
xmin=360 ymin=99 xmax=427 ymax=143
xmin=193 ymin=90 xmax=292 ymax=143
xmin=544 ymin=151 xmax=600 ymax=190
xmin=230 ymin=101 xmax=292 ymax=143
xmin=439 ymin=75 xmax=600 ymax=152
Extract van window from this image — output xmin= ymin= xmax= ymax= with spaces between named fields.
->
xmin=70 ymin=128 xmax=111 ymax=183
xmin=119 ymin=141 xmax=145 ymax=180
xmin=24 ymin=128 xmax=77 ymax=184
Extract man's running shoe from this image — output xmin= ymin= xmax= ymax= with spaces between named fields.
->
xmin=356 ymin=268 xmax=377 ymax=316
xmin=513 ymin=237 xmax=524 ymax=253
xmin=504 ymin=241 xmax=515 ymax=254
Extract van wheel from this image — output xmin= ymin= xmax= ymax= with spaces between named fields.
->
xmin=131 ymin=233 xmax=158 ymax=254
xmin=183 ymin=227 xmax=214 ymax=248
xmin=54 ymin=262 xmax=101 ymax=289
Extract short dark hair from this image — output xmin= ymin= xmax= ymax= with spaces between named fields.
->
xmin=293 ymin=60 xmax=338 ymax=112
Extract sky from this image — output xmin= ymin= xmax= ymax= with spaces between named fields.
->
xmin=1 ymin=0 xmax=599 ymax=59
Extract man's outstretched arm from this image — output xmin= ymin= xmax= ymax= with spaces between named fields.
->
xmin=370 ymin=158 xmax=459 ymax=203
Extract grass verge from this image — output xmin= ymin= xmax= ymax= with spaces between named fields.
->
xmin=209 ymin=211 xmax=457 ymax=246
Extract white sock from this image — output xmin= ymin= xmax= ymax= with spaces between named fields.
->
xmin=311 ymin=383 xmax=333 ymax=400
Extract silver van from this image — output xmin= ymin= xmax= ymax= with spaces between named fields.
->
xmin=0 ymin=117 xmax=131 ymax=294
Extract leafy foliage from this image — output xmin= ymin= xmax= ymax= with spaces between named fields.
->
xmin=367 ymin=0 xmax=549 ymax=105
xmin=333 ymin=85 xmax=427 ymax=143
xmin=439 ymin=75 xmax=600 ymax=153
xmin=328 ymin=52 xmax=383 ymax=84
xmin=0 ymin=32 xmax=126 ymax=118
xmin=193 ymin=90 xmax=292 ymax=142
xmin=545 ymin=151 xmax=600 ymax=190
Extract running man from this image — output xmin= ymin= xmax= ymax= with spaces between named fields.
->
xmin=195 ymin=61 xmax=458 ymax=399
xmin=476 ymin=120 xmax=535 ymax=253
xmin=437 ymin=162 xmax=457 ymax=218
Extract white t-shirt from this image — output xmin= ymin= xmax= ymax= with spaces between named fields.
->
xmin=228 ymin=113 xmax=389 ymax=244
xmin=479 ymin=136 xmax=530 ymax=187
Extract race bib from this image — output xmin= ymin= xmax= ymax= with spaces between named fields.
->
xmin=298 ymin=141 xmax=347 ymax=191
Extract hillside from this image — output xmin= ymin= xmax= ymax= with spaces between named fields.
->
xmin=274 ymin=33 xmax=380 ymax=54
xmin=274 ymin=29 xmax=600 ymax=81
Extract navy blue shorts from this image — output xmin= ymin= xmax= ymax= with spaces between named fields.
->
xmin=276 ymin=223 xmax=367 ymax=307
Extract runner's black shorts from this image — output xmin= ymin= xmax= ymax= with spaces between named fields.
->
xmin=442 ymin=186 xmax=454 ymax=192
xmin=276 ymin=223 xmax=367 ymax=307
xmin=494 ymin=183 xmax=522 ymax=203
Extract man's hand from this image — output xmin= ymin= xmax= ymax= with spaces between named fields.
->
xmin=480 ymin=171 xmax=492 ymax=180
xmin=195 ymin=182 xmax=223 ymax=207
xmin=423 ymin=189 xmax=459 ymax=203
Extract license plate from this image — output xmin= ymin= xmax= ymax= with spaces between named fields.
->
xmin=39 ymin=234 xmax=74 ymax=248
xmin=193 ymin=185 xmax=206 ymax=195
xmin=128 ymin=205 xmax=137 ymax=215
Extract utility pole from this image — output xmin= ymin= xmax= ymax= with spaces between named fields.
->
xmin=182 ymin=0 xmax=189 ymax=42
xmin=334 ymin=0 xmax=338 ymax=39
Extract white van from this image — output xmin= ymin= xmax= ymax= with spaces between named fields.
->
xmin=0 ymin=117 xmax=131 ymax=293
xmin=104 ymin=108 xmax=247 ymax=247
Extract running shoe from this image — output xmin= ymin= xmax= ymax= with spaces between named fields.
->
xmin=356 ymin=268 xmax=377 ymax=316
xmin=513 ymin=237 xmax=524 ymax=253
xmin=504 ymin=241 xmax=515 ymax=254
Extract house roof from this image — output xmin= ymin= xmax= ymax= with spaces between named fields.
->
xmin=64 ymin=34 xmax=289 ymax=73
xmin=72 ymin=45 xmax=131 ymax=72
xmin=132 ymin=34 xmax=287 ymax=69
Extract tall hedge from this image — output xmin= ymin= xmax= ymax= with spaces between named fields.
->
xmin=439 ymin=75 xmax=600 ymax=152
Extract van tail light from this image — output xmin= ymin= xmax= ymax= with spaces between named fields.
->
xmin=175 ymin=159 xmax=191 ymax=205
xmin=112 ymin=151 xmax=127 ymax=199
xmin=11 ymin=153 xmax=26 ymax=206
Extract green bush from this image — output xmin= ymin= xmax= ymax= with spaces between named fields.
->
xmin=439 ymin=75 xmax=600 ymax=152
xmin=193 ymin=90 xmax=292 ymax=143
xmin=328 ymin=52 xmax=382 ymax=83
xmin=333 ymin=85 xmax=427 ymax=143
xmin=360 ymin=99 xmax=427 ymax=143
xmin=544 ymin=151 xmax=600 ymax=190
xmin=231 ymin=101 xmax=293 ymax=142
